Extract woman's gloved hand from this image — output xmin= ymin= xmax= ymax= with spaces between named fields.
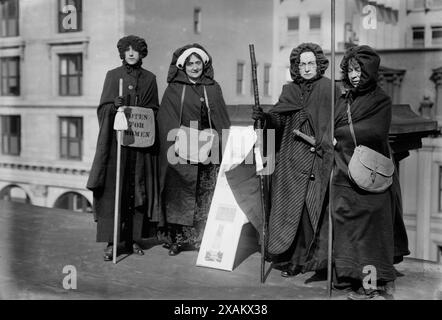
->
xmin=252 ymin=105 xmax=265 ymax=121
xmin=114 ymin=96 xmax=124 ymax=108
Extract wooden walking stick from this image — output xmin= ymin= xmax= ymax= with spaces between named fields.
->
xmin=112 ymin=78 xmax=127 ymax=264
xmin=327 ymin=0 xmax=336 ymax=297
xmin=249 ymin=44 xmax=267 ymax=283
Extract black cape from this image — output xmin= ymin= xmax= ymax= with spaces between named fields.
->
xmin=86 ymin=64 xmax=162 ymax=240
xmin=332 ymin=45 xmax=409 ymax=282
xmin=157 ymin=44 xmax=231 ymax=226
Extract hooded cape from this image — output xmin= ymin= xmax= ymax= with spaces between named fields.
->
xmin=157 ymin=43 xmax=231 ymax=226
xmin=332 ymin=45 xmax=409 ymax=282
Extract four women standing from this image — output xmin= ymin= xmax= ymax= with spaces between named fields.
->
xmin=88 ymin=36 xmax=409 ymax=299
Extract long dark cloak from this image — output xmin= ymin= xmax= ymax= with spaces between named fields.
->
xmin=86 ymin=64 xmax=162 ymax=240
xmin=266 ymin=77 xmax=335 ymax=256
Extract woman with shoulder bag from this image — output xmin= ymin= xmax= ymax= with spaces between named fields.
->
xmin=157 ymin=44 xmax=231 ymax=256
xmin=333 ymin=45 xmax=409 ymax=300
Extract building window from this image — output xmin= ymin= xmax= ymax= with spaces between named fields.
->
xmin=0 ymin=0 xmax=18 ymax=37
xmin=432 ymin=26 xmax=442 ymax=45
xmin=236 ymin=62 xmax=244 ymax=95
xmin=194 ymin=7 xmax=201 ymax=34
xmin=0 ymin=56 xmax=20 ymax=96
xmin=54 ymin=192 xmax=92 ymax=213
xmin=412 ymin=26 xmax=425 ymax=47
xmin=59 ymin=53 xmax=82 ymax=96
xmin=264 ymin=64 xmax=271 ymax=96
xmin=287 ymin=16 xmax=299 ymax=31
xmin=59 ymin=117 xmax=82 ymax=160
xmin=309 ymin=14 xmax=321 ymax=30
xmin=58 ymin=0 xmax=82 ymax=33
xmin=0 ymin=185 xmax=30 ymax=204
xmin=1 ymin=115 xmax=20 ymax=155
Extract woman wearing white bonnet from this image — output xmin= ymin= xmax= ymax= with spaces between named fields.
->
xmin=157 ymin=43 xmax=231 ymax=256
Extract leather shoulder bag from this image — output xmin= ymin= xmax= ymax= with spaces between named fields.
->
xmin=346 ymin=103 xmax=394 ymax=193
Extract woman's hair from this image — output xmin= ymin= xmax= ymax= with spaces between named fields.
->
xmin=348 ymin=57 xmax=360 ymax=71
xmin=117 ymin=35 xmax=148 ymax=60
xmin=289 ymin=43 xmax=329 ymax=82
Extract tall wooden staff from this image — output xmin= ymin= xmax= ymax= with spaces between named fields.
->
xmin=327 ymin=0 xmax=336 ymax=297
xmin=249 ymin=44 xmax=267 ymax=283
xmin=112 ymin=78 xmax=125 ymax=264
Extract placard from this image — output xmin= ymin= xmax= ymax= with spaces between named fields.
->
xmin=196 ymin=126 xmax=257 ymax=271
xmin=121 ymin=106 xmax=155 ymax=148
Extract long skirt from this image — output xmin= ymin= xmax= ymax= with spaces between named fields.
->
xmin=96 ymin=149 xmax=151 ymax=244
xmin=270 ymin=201 xmax=329 ymax=273
xmin=332 ymin=185 xmax=396 ymax=284
xmin=165 ymin=163 xmax=219 ymax=248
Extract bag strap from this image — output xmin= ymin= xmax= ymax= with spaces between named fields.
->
xmin=179 ymin=85 xmax=186 ymax=126
xmin=203 ymin=86 xmax=213 ymax=131
xmin=346 ymin=103 xmax=358 ymax=147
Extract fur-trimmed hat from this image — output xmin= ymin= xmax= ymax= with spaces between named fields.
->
xmin=117 ymin=35 xmax=148 ymax=60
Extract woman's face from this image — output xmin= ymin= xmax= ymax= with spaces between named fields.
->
xmin=185 ymin=54 xmax=203 ymax=81
xmin=299 ymin=51 xmax=317 ymax=80
xmin=348 ymin=59 xmax=362 ymax=88
xmin=124 ymin=46 xmax=140 ymax=65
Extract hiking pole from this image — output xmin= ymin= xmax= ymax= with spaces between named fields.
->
xmin=112 ymin=78 xmax=126 ymax=264
xmin=327 ymin=0 xmax=336 ymax=297
xmin=249 ymin=44 xmax=267 ymax=284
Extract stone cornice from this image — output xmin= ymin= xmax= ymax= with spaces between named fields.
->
xmin=0 ymin=162 xmax=89 ymax=176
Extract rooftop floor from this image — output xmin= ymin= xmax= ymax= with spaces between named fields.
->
xmin=0 ymin=200 xmax=441 ymax=300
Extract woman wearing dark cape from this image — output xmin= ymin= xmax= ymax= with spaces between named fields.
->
xmin=252 ymin=43 xmax=337 ymax=277
xmin=157 ymin=43 xmax=231 ymax=256
xmin=333 ymin=45 xmax=409 ymax=299
xmin=87 ymin=35 xmax=162 ymax=261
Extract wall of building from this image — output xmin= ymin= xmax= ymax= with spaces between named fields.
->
xmin=123 ymin=0 xmax=274 ymax=105
xmin=0 ymin=0 xmax=124 ymax=210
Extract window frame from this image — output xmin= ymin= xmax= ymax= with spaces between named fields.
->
xmin=58 ymin=0 xmax=83 ymax=33
xmin=264 ymin=64 xmax=271 ymax=97
xmin=412 ymin=26 xmax=426 ymax=47
xmin=58 ymin=53 xmax=83 ymax=96
xmin=236 ymin=61 xmax=245 ymax=95
xmin=1 ymin=115 xmax=21 ymax=156
xmin=193 ymin=7 xmax=201 ymax=34
xmin=59 ymin=116 xmax=83 ymax=160
xmin=0 ymin=0 xmax=19 ymax=38
xmin=431 ymin=25 xmax=442 ymax=45
xmin=0 ymin=56 xmax=20 ymax=96
xmin=287 ymin=16 xmax=299 ymax=32
xmin=309 ymin=14 xmax=322 ymax=30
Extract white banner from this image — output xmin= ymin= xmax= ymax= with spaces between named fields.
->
xmin=196 ymin=126 xmax=257 ymax=271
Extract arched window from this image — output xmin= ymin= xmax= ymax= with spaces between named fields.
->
xmin=0 ymin=185 xmax=30 ymax=204
xmin=54 ymin=192 xmax=92 ymax=213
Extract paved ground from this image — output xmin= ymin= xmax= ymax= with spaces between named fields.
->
xmin=0 ymin=200 xmax=441 ymax=300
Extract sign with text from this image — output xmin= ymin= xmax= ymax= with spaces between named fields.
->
xmin=121 ymin=106 xmax=155 ymax=148
xmin=196 ymin=126 xmax=256 ymax=271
